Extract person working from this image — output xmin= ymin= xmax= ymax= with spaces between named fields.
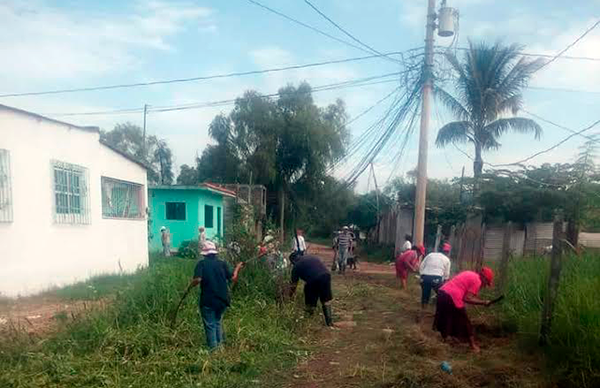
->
xmin=336 ymin=226 xmax=352 ymax=274
xmin=395 ymin=245 xmax=425 ymax=289
xmin=433 ymin=267 xmax=495 ymax=353
xmin=160 ymin=226 xmax=171 ymax=257
xmin=331 ymin=231 xmax=339 ymax=272
xmin=401 ymin=234 xmax=413 ymax=253
xmin=198 ymin=226 xmax=207 ymax=253
xmin=292 ymin=229 xmax=307 ymax=256
xmin=289 ymin=254 xmax=334 ymax=327
xmin=189 ymin=241 xmax=244 ymax=349
xmin=419 ymin=244 xmax=451 ymax=308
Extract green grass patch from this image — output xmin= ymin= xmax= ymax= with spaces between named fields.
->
xmin=357 ymin=243 xmax=394 ymax=264
xmin=0 ymin=256 xmax=309 ymax=388
xmin=498 ymin=254 xmax=600 ymax=386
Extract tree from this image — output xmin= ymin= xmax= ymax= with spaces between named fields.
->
xmin=100 ymin=123 xmax=174 ymax=185
xmin=196 ymin=82 xmax=349 ymax=237
xmin=434 ymin=41 xmax=543 ymax=182
xmin=176 ymin=164 xmax=198 ymax=185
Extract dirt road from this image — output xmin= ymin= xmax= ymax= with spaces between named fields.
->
xmin=270 ymin=244 xmax=548 ymax=388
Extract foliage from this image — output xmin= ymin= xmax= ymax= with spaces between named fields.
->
xmin=100 ymin=123 xmax=174 ymax=185
xmin=499 ymin=254 xmax=600 ymax=386
xmin=177 ymin=239 xmax=199 ymax=260
xmin=435 ymin=41 xmax=543 ymax=179
xmin=176 ymin=164 xmax=198 ymax=185
xmin=357 ymin=242 xmax=395 ymax=264
xmin=194 ymin=82 xmax=349 ymax=232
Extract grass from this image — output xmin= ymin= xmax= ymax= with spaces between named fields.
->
xmin=0 ymin=256 xmax=311 ymax=388
xmin=357 ymin=243 xmax=395 ymax=264
xmin=497 ymin=253 xmax=600 ymax=386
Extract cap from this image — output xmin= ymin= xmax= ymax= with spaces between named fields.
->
xmin=442 ymin=243 xmax=451 ymax=252
xmin=416 ymin=245 xmax=426 ymax=256
xmin=160 ymin=226 xmax=166 ymax=231
xmin=343 ymin=226 xmax=349 ymax=230
xmin=481 ymin=266 xmax=494 ymax=287
xmin=201 ymin=241 xmax=218 ymax=256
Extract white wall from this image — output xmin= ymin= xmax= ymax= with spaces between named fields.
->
xmin=0 ymin=107 xmax=148 ymax=296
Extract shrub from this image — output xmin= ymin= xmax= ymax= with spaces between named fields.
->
xmin=178 ymin=239 xmax=199 ymax=260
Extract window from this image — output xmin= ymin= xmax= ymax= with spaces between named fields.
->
xmin=166 ymin=202 xmax=186 ymax=220
xmin=205 ymin=204 xmax=214 ymax=228
xmin=102 ymin=177 xmax=144 ymax=219
xmin=52 ymin=161 xmax=90 ymax=224
xmin=217 ymin=206 xmax=222 ymax=235
xmin=0 ymin=149 xmax=13 ymax=223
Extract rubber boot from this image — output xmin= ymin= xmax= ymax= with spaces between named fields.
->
xmin=305 ymin=305 xmax=316 ymax=316
xmin=322 ymin=304 xmax=334 ymax=326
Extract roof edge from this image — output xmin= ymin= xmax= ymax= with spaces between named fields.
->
xmin=0 ymin=104 xmax=99 ymax=133
xmin=99 ymin=140 xmax=149 ymax=170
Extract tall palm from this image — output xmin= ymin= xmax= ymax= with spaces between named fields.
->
xmin=435 ymin=41 xmax=543 ymax=181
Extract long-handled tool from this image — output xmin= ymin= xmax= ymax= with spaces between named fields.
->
xmin=488 ymin=295 xmax=505 ymax=306
xmin=169 ymin=283 xmax=195 ymax=328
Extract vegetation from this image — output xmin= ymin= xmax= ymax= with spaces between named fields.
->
xmin=435 ymin=41 xmax=543 ymax=180
xmin=498 ymin=254 xmax=600 ymax=386
xmin=101 ymin=123 xmax=174 ymax=185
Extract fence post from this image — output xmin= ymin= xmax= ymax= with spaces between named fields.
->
xmin=498 ymin=221 xmax=513 ymax=293
xmin=539 ymin=214 xmax=564 ymax=346
xmin=434 ymin=224 xmax=442 ymax=252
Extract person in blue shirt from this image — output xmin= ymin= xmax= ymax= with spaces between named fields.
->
xmin=190 ymin=241 xmax=244 ymax=349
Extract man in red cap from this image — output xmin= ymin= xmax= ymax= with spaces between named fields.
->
xmin=395 ymin=245 xmax=425 ymax=289
xmin=433 ymin=267 xmax=495 ymax=353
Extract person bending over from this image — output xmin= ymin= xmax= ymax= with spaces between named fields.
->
xmin=289 ymin=254 xmax=334 ymax=327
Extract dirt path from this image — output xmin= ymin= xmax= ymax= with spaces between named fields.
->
xmin=270 ymin=244 xmax=549 ymax=388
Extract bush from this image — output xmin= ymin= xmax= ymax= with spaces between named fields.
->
xmin=178 ymin=239 xmax=199 ymax=260
xmin=499 ymin=254 xmax=600 ymax=385
xmin=357 ymin=242 xmax=395 ymax=264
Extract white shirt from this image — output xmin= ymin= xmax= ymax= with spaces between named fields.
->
xmin=292 ymin=235 xmax=306 ymax=252
xmin=419 ymin=252 xmax=451 ymax=279
xmin=401 ymin=240 xmax=412 ymax=252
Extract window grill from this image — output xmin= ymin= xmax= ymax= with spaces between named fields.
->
xmin=52 ymin=160 xmax=90 ymax=224
xmin=101 ymin=177 xmax=144 ymax=219
xmin=0 ymin=149 xmax=13 ymax=223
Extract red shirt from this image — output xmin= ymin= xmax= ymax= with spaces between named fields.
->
xmin=395 ymin=250 xmax=418 ymax=273
xmin=440 ymin=271 xmax=482 ymax=309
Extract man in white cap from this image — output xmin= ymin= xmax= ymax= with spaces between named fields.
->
xmin=336 ymin=226 xmax=352 ymax=274
xmin=160 ymin=226 xmax=171 ymax=257
xmin=190 ymin=240 xmax=244 ymax=349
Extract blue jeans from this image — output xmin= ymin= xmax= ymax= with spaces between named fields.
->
xmin=200 ymin=305 xmax=225 ymax=349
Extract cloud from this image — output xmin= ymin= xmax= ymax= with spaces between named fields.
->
xmin=0 ymin=0 xmax=215 ymax=81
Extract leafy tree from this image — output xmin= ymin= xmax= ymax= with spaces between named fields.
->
xmin=434 ymin=41 xmax=543 ymax=182
xmin=100 ymin=123 xmax=173 ymax=185
xmin=176 ymin=164 xmax=198 ymax=186
xmin=196 ymin=82 xmax=349 ymax=236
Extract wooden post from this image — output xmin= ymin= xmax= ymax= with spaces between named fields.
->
xmin=498 ymin=222 xmax=513 ymax=293
xmin=539 ymin=215 xmax=564 ymax=346
xmin=434 ymin=224 xmax=442 ymax=252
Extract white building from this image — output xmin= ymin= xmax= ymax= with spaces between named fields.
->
xmin=0 ymin=104 xmax=148 ymax=297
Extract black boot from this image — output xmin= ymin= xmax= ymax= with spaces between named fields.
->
xmin=322 ymin=304 xmax=334 ymax=326
xmin=305 ymin=305 xmax=316 ymax=316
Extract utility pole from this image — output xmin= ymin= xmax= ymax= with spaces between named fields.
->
xmin=142 ymin=104 xmax=148 ymax=159
xmin=458 ymin=166 xmax=465 ymax=203
xmin=413 ymin=0 xmax=437 ymax=246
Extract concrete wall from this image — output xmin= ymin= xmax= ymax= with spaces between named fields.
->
xmin=0 ymin=107 xmax=148 ymax=297
xmin=148 ymin=188 xmax=224 ymax=251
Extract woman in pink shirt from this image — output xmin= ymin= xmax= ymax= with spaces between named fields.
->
xmin=433 ymin=267 xmax=494 ymax=353
xmin=395 ymin=245 xmax=425 ymax=289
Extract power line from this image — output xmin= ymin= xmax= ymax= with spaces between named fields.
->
xmin=246 ymin=0 xmax=399 ymax=60
xmin=446 ymin=46 xmax=600 ymax=62
xmin=302 ymin=0 xmax=399 ymax=65
xmin=523 ymin=109 xmax=600 ymax=143
xmin=493 ymin=118 xmax=600 ymax=167
xmin=0 ymin=50 xmax=414 ymax=98
xmin=537 ymin=19 xmax=600 ymax=71
xmin=48 ymin=72 xmax=403 ymax=117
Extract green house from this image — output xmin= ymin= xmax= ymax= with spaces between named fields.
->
xmin=148 ymin=184 xmax=236 ymax=252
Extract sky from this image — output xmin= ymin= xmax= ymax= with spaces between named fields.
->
xmin=1 ymin=0 xmax=599 ymax=192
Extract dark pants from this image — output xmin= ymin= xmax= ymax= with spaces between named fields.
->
xmin=201 ymin=305 xmax=226 ymax=349
xmin=433 ymin=291 xmax=473 ymax=340
xmin=421 ymin=275 xmax=443 ymax=305
xmin=304 ymin=273 xmax=333 ymax=307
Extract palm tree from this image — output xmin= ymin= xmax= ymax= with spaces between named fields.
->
xmin=435 ymin=41 xmax=543 ymax=181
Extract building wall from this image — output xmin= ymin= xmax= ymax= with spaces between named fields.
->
xmin=0 ymin=108 xmax=148 ymax=297
xmin=148 ymin=188 xmax=224 ymax=251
